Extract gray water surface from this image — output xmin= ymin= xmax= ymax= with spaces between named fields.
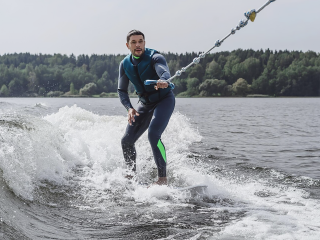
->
xmin=1 ymin=97 xmax=319 ymax=240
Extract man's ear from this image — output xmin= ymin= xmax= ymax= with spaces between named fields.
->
xmin=126 ymin=42 xmax=129 ymax=49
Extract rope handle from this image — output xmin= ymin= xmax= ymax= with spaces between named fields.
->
xmin=144 ymin=80 xmax=158 ymax=85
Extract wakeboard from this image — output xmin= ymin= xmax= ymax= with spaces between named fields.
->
xmin=138 ymin=183 xmax=208 ymax=193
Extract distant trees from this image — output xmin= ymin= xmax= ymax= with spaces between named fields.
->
xmin=199 ymin=79 xmax=227 ymax=96
xmin=70 ymin=82 xmax=75 ymax=95
xmin=0 ymin=84 xmax=9 ymax=97
xmin=80 ymin=82 xmax=97 ymax=96
xmin=232 ymin=78 xmax=250 ymax=96
xmin=169 ymin=49 xmax=320 ymax=97
xmin=0 ymin=49 xmax=319 ymax=97
xmin=47 ymin=91 xmax=64 ymax=97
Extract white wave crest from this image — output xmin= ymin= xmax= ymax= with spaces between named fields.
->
xmin=0 ymin=105 xmax=203 ymax=201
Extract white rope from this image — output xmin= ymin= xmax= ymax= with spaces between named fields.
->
xmin=151 ymin=0 xmax=276 ymax=85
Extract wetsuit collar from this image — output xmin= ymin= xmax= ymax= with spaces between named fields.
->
xmin=131 ymin=52 xmax=144 ymax=65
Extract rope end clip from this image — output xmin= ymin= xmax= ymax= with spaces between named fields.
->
xmin=245 ymin=9 xmax=256 ymax=22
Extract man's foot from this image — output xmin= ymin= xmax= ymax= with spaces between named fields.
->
xmin=125 ymin=174 xmax=134 ymax=180
xmin=153 ymin=177 xmax=167 ymax=186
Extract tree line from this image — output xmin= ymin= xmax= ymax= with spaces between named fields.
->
xmin=0 ymin=49 xmax=319 ymax=97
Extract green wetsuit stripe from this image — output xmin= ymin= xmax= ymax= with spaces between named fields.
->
xmin=133 ymin=55 xmax=140 ymax=59
xmin=157 ymin=139 xmax=166 ymax=162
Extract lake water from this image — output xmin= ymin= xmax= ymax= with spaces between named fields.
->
xmin=0 ymin=97 xmax=319 ymax=239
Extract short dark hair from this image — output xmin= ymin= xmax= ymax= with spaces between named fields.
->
xmin=127 ymin=30 xmax=145 ymax=43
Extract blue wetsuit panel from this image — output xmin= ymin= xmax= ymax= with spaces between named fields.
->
xmin=117 ymin=53 xmax=173 ymax=110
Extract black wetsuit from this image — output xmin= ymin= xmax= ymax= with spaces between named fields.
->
xmin=118 ymin=53 xmax=175 ymax=177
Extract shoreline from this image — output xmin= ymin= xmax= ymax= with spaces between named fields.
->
xmin=1 ymin=96 xmax=320 ymax=99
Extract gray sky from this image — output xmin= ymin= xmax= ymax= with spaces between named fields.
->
xmin=0 ymin=0 xmax=319 ymax=56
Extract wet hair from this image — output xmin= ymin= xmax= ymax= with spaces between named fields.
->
xmin=126 ymin=30 xmax=145 ymax=43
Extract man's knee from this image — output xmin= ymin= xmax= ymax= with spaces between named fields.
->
xmin=121 ymin=134 xmax=134 ymax=147
xmin=148 ymin=129 xmax=160 ymax=145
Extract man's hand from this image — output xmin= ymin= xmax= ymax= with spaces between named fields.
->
xmin=154 ymin=80 xmax=168 ymax=90
xmin=128 ymin=108 xmax=140 ymax=126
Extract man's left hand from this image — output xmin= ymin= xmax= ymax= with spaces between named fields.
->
xmin=154 ymin=80 xmax=168 ymax=90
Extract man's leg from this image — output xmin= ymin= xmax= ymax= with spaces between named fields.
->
xmin=121 ymin=104 xmax=153 ymax=173
xmin=148 ymin=92 xmax=175 ymax=184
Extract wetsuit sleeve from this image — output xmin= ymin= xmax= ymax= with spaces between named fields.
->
xmin=117 ymin=61 xmax=134 ymax=110
xmin=152 ymin=53 xmax=175 ymax=89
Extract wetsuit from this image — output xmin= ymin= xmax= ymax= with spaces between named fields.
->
xmin=118 ymin=48 xmax=175 ymax=177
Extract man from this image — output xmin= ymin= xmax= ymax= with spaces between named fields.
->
xmin=117 ymin=29 xmax=175 ymax=185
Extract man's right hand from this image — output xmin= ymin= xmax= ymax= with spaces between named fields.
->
xmin=128 ymin=108 xmax=140 ymax=126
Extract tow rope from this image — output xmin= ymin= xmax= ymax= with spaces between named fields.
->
xmin=145 ymin=0 xmax=276 ymax=86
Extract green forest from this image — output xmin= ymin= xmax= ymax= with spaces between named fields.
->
xmin=0 ymin=49 xmax=319 ymax=97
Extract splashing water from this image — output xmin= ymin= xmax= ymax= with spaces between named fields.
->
xmin=0 ymin=105 xmax=203 ymax=201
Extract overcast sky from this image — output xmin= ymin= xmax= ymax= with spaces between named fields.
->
xmin=0 ymin=0 xmax=319 ymax=56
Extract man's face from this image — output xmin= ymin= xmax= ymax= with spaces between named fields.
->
xmin=126 ymin=35 xmax=145 ymax=57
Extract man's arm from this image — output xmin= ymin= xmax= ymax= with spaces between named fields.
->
xmin=117 ymin=61 xmax=140 ymax=125
xmin=152 ymin=53 xmax=174 ymax=89
xmin=117 ymin=61 xmax=134 ymax=111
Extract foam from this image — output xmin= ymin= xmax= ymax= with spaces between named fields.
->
xmin=0 ymin=114 xmax=78 ymax=200
xmin=210 ymin=176 xmax=320 ymax=239
xmin=44 ymin=106 xmax=205 ymax=206
xmin=34 ymin=102 xmax=48 ymax=108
